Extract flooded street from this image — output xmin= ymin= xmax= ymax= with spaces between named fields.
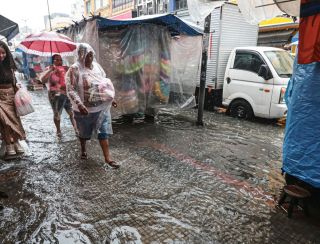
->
xmin=1 ymin=89 xmax=319 ymax=243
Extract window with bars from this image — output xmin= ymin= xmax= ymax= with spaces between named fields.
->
xmin=137 ymin=5 xmax=143 ymax=16
xmin=112 ymin=0 xmax=133 ymax=9
xmin=175 ymin=0 xmax=187 ymax=10
xmin=147 ymin=2 xmax=153 ymax=14
xmin=95 ymin=0 xmax=104 ymax=10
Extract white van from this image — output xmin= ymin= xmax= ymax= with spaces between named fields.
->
xmin=222 ymin=46 xmax=294 ymax=119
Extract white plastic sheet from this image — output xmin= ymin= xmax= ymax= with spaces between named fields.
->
xmin=237 ymin=0 xmax=283 ymax=24
xmin=186 ymin=0 xmax=225 ymax=23
xmin=274 ymin=0 xmax=300 ymax=16
xmin=170 ymin=35 xmax=202 ymax=109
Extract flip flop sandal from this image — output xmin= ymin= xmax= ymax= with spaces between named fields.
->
xmin=4 ymin=153 xmax=18 ymax=161
xmin=105 ymin=161 xmax=120 ymax=169
xmin=81 ymin=152 xmax=88 ymax=160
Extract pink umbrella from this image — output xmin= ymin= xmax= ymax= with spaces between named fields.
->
xmin=18 ymin=31 xmax=76 ymax=57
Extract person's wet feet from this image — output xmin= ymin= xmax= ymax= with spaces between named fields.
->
xmin=105 ymin=160 xmax=120 ymax=169
xmin=81 ymin=152 xmax=88 ymax=160
xmin=4 ymin=153 xmax=18 ymax=161
xmin=14 ymin=141 xmax=25 ymax=154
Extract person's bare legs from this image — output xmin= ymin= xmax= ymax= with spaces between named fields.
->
xmin=80 ymin=138 xmax=87 ymax=159
xmin=54 ymin=114 xmax=61 ymax=137
xmin=67 ymin=110 xmax=78 ymax=136
xmin=99 ymin=139 xmax=111 ymax=162
xmin=99 ymin=139 xmax=119 ymax=169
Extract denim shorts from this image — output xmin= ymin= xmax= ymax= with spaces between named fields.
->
xmin=49 ymin=92 xmax=72 ymax=116
xmin=74 ymin=111 xmax=111 ymax=140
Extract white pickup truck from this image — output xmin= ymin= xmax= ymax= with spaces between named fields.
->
xmin=222 ymin=46 xmax=293 ymax=119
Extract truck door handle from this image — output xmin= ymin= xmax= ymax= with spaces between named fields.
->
xmin=226 ymin=77 xmax=231 ymax=84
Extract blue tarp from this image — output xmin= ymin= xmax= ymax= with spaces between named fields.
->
xmin=300 ymin=1 xmax=320 ymax=18
xmin=283 ymin=57 xmax=320 ymax=188
xmin=291 ymin=32 xmax=298 ymax=43
xmin=96 ymin=14 xmax=203 ymax=36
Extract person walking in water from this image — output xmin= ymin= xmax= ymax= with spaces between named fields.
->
xmin=66 ymin=43 xmax=119 ymax=169
xmin=0 ymin=41 xmax=26 ymax=159
xmin=40 ymin=54 xmax=77 ymax=137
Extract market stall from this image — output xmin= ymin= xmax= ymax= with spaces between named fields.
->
xmin=61 ymin=14 xmax=203 ymax=117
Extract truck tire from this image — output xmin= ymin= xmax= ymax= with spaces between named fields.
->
xmin=229 ymin=99 xmax=254 ymax=120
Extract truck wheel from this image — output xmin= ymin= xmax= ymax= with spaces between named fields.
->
xmin=229 ymin=100 xmax=254 ymax=120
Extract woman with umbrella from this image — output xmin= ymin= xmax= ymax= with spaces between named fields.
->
xmin=0 ymin=40 xmax=26 ymax=158
xmin=18 ymin=31 xmax=79 ymax=137
xmin=40 ymin=54 xmax=78 ymax=137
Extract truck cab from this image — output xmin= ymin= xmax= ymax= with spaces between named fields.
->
xmin=222 ymin=47 xmax=294 ymax=119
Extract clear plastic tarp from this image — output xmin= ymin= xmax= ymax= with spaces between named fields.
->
xmin=274 ymin=0 xmax=300 ymax=16
xmin=237 ymin=0 xmax=300 ymax=24
xmin=63 ymin=19 xmax=202 ymax=117
xmin=186 ymin=0 xmax=225 ymax=23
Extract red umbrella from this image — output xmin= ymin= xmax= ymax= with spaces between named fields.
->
xmin=18 ymin=31 xmax=76 ymax=57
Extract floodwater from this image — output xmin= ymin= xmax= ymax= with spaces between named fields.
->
xmin=0 ymin=89 xmax=320 ymax=243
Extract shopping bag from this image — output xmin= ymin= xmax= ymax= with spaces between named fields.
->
xmin=14 ymin=88 xmax=35 ymax=116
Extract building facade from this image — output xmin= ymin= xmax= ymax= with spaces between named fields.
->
xmin=82 ymin=0 xmax=239 ymax=20
xmin=136 ymin=0 xmax=169 ymax=17
xmin=111 ymin=0 xmax=134 ymax=19
xmin=84 ymin=0 xmax=111 ymax=17
xmin=84 ymin=0 xmax=135 ymax=19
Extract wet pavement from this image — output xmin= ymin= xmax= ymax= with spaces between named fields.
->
xmin=1 ymin=88 xmax=320 ymax=243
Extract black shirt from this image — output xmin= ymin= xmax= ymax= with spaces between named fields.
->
xmin=0 ymin=65 xmax=14 ymax=85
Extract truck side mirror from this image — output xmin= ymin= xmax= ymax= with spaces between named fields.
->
xmin=258 ymin=64 xmax=271 ymax=80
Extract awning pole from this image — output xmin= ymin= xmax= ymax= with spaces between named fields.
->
xmin=256 ymin=0 xmax=296 ymax=8
xmin=197 ymin=13 xmax=211 ymax=126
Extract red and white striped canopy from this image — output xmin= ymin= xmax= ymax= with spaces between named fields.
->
xmin=18 ymin=31 xmax=76 ymax=57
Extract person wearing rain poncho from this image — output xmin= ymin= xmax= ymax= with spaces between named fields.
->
xmin=66 ymin=43 xmax=119 ymax=169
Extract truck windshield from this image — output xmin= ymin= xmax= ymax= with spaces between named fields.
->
xmin=264 ymin=51 xmax=294 ymax=78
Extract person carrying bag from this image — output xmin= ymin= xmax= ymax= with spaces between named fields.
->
xmin=0 ymin=41 xmax=27 ymax=159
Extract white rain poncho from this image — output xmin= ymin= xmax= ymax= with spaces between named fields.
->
xmin=66 ymin=43 xmax=115 ymax=134
xmin=66 ymin=43 xmax=115 ymax=112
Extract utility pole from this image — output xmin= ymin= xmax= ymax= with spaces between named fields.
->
xmin=22 ymin=19 xmax=28 ymax=34
xmin=46 ymin=0 xmax=53 ymax=31
xmin=197 ymin=13 xmax=211 ymax=126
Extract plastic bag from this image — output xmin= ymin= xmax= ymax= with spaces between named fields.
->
xmin=82 ymin=73 xmax=115 ymax=108
xmin=14 ymin=88 xmax=35 ymax=116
